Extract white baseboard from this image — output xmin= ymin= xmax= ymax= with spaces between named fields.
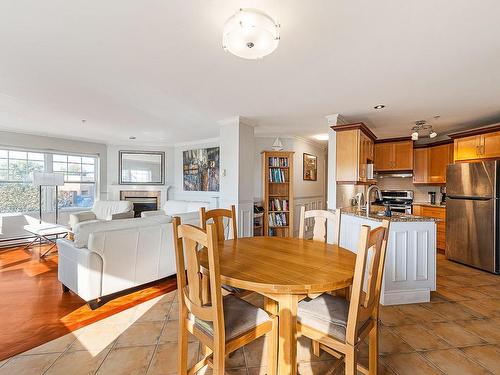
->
xmin=381 ymin=288 xmax=430 ymax=306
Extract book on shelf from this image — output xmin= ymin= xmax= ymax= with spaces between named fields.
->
xmin=268 ymin=212 xmax=287 ymax=227
xmin=269 ymin=168 xmax=286 ymax=183
xmin=269 ymin=198 xmax=288 ymax=211
xmin=268 ymin=157 xmax=289 ymax=168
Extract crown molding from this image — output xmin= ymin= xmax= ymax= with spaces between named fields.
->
xmin=173 ymin=137 xmax=220 ymax=148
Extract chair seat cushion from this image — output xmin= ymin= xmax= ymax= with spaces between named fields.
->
xmin=192 ymin=295 xmax=270 ymax=341
xmin=297 ymin=294 xmax=350 ymax=342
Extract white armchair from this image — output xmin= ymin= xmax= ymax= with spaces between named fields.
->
xmin=69 ymin=200 xmax=134 ymax=229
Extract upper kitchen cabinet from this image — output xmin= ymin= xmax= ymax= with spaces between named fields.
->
xmin=413 ymin=142 xmax=453 ymax=184
xmin=374 ymin=139 xmax=414 ymax=171
xmin=332 ymin=122 xmax=376 ymax=183
xmin=450 ymin=124 xmax=500 ymax=162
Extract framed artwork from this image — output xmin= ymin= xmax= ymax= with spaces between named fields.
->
xmin=119 ymin=150 xmax=165 ymax=185
xmin=183 ymin=147 xmax=220 ymax=191
xmin=303 ymin=153 xmax=317 ymax=181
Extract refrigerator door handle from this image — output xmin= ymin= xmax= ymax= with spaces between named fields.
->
xmin=447 ymin=196 xmax=492 ymax=201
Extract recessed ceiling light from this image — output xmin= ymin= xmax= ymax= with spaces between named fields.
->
xmin=129 ymin=136 xmax=136 ymax=140
xmin=373 ymin=105 xmax=386 ymax=110
xmin=313 ymin=134 xmax=329 ymax=141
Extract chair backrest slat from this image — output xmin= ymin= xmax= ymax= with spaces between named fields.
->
xmin=299 ymin=207 xmax=341 ymax=244
xmin=200 ymin=206 xmax=237 ymax=242
xmin=345 ymin=220 xmax=390 ymax=345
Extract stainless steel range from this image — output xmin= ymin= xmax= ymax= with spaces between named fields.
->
xmin=380 ymin=190 xmax=414 ymax=214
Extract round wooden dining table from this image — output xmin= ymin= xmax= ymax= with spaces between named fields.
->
xmin=199 ymin=236 xmax=356 ymax=375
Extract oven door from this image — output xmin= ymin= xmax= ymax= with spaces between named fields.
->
xmin=390 ymin=205 xmax=412 ymax=214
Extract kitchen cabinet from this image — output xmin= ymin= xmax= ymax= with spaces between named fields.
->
xmin=332 ymin=122 xmax=376 ymax=183
xmin=451 ymin=125 xmax=500 ymax=162
xmin=374 ymin=140 xmax=414 ymax=171
xmin=413 ymin=143 xmax=453 ymax=184
xmin=413 ymin=204 xmax=446 ymax=251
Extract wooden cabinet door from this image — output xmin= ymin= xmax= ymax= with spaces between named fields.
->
xmin=413 ymin=148 xmax=429 ymax=183
xmin=358 ymin=133 xmax=367 ymax=181
xmin=481 ymin=131 xmax=500 ymax=159
xmin=393 ymin=141 xmax=414 ymax=170
xmin=374 ymin=143 xmax=394 ymax=171
xmin=454 ymin=135 xmax=480 ymax=161
xmin=429 ymin=144 xmax=452 ymax=184
xmin=336 ymin=130 xmax=359 ymax=182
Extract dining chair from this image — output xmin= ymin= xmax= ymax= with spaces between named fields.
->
xmin=199 ymin=205 xmax=237 ymax=242
xmin=199 ymin=205 xmax=249 ymax=297
xmin=172 ymin=217 xmax=278 ymax=375
xmin=298 ymin=207 xmax=341 ymax=245
xmin=296 ymin=220 xmax=390 ymax=375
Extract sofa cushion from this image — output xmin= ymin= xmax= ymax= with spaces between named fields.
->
xmin=191 ymin=295 xmax=270 ymax=341
xmin=92 ymin=201 xmax=133 ymax=220
xmin=73 ymin=215 xmax=172 ymax=248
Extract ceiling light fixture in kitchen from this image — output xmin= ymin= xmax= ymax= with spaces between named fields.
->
xmin=410 ymin=120 xmax=437 ymax=141
xmin=222 ymin=8 xmax=280 ymax=59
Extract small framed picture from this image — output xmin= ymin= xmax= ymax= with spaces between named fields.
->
xmin=303 ymin=153 xmax=317 ymax=181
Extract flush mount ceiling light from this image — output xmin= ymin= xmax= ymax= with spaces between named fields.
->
xmin=222 ymin=8 xmax=280 ymax=60
xmin=313 ymin=134 xmax=329 ymax=141
xmin=410 ymin=120 xmax=438 ymax=141
xmin=373 ymin=105 xmax=386 ymax=110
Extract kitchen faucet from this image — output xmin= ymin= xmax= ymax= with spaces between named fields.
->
xmin=366 ymin=185 xmax=382 ymax=213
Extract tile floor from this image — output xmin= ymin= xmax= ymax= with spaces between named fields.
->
xmin=0 ymin=254 xmax=498 ymax=375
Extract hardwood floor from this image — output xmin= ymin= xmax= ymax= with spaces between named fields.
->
xmin=0 ymin=245 xmax=177 ymax=361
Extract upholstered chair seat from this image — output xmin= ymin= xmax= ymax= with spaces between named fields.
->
xmin=298 ymin=295 xmax=368 ymax=342
xmin=191 ymin=295 xmax=271 ymax=341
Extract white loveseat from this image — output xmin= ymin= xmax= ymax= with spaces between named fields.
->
xmin=68 ymin=200 xmax=134 ymax=229
xmin=57 ymin=214 xmax=175 ymax=308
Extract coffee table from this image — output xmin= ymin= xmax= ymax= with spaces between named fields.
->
xmin=23 ymin=223 xmax=69 ymax=258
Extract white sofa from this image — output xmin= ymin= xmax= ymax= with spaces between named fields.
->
xmin=57 ymin=214 xmax=175 ymax=308
xmin=68 ymin=200 xmax=134 ymax=229
xmin=141 ymin=200 xmax=210 ymax=225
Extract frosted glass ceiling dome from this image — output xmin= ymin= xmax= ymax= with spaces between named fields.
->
xmin=222 ymin=8 xmax=280 ymax=60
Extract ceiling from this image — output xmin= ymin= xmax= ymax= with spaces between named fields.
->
xmin=1 ymin=0 xmax=499 ymax=145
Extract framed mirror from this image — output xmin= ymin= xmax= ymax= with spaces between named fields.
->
xmin=119 ymin=150 xmax=165 ymax=185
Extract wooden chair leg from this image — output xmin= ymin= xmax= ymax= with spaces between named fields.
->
xmin=344 ymin=346 xmax=357 ymax=375
xmin=178 ymin=321 xmax=188 ymax=375
xmin=212 ymin=347 xmax=225 ymax=375
xmin=369 ymin=325 xmax=379 ymax=375
xmin=312 ymin=340 xmax=321 ymax=357
xmin=266 ymin=317 xmax=278 ymax=375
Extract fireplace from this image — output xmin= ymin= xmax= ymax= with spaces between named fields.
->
xmin=120 ymin=191 xmax=161 ymax=218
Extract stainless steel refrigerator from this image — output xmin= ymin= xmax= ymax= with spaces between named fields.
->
xmin=446 ymin=160 xmax=499 ymax=273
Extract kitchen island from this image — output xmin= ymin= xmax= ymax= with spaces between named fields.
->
xmin=339 ymin=207 xmax=439 ymax=305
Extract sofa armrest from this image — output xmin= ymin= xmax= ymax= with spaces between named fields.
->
xmin=109 ymin=211 xmax=135 ymax=220
xmin=69 ymin=211 xmax=97 ymax=229
xmin=57 ymin=238 xmax=103 ymax=301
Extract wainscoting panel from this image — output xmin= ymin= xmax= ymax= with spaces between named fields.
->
xmin=238 ymin=201 xmax=254 ymax=238
xmin=392 ymin=231 xmax=408 ymax=282
xmin=415 ymin=230 xmax=429 ymax=281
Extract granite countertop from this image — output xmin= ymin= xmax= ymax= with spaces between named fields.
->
xmin=340 ymin=206 xmax=440 ymax=222
xmin=413 ymin=201 xmax=446 ymax=208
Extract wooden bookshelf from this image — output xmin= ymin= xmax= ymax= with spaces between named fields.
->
xmin=262 ymin=151 xmax=294 ymax=237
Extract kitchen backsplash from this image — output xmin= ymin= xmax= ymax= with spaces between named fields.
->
xmin=377 ymin=177 xmax=442 ymax=203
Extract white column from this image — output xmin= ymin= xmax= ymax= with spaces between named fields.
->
xmin=219 ymin=117 xmax=256 ymax=237
xmin=325 ymin=114 xmax=347 ymax=243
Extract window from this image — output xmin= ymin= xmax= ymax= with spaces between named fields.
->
xmin=0 ymin=149 xmax=98 ymax=214
xmin=0 ymin=150 xmax=45 ymax=213
xmin=53 ymin=154 xmax=97 ymax=209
